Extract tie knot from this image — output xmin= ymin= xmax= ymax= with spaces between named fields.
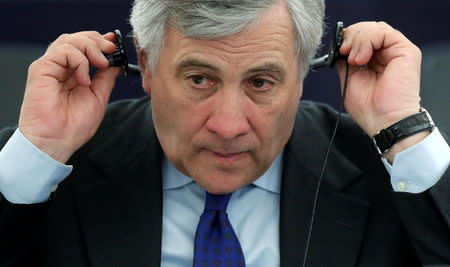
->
xmin=204 ymin=192 xmax=231 ymax=211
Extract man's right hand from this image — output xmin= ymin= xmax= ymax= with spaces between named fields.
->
xmin=18 ymin=31 xmax=121 ymax=164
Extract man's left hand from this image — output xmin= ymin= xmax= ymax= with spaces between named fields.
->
xmin=338 ymin=21 xmax=428 ymax=161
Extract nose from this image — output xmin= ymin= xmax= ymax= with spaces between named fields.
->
xmin=205 ymin=90 xmax=251 ymax=140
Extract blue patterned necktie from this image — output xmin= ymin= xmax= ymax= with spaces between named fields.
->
xmin=193 ymin=192 xmax=246 ymax=267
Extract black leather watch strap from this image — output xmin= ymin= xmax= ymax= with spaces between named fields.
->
xmin=372 ymin=108 xmax=435 ymax=154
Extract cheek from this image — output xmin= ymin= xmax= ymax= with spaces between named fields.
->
xmin=151 ymin=80 xmax=178 ymax=137
xmin=151 ymin=78 xmax=186 ymax=161
xmin=249 ymin=86 xmax=301 ymax=155
xmin=151 ymin=77 xmax=209 ymax=156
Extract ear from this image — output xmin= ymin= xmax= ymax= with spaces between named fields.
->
xmin=135 ymin=37 xmax=152 ymax=95
xmin=298 ymin=83 xmax=304 ymax=100
xmin=138 ymin=50 xmax=153 ymax=94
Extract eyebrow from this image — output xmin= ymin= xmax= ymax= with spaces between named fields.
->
xmin=244 ymin=63 xmax=286 ymax=81
xmin=175 ymin=59 xmax=220 ymax=77
xmin=175 ymin=58 xmax=286 ymax=81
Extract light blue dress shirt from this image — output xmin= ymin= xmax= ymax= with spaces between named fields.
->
xmin=0 ymin=128 xmax=449 ymax=266
xmin=161 ymin=153 xmax=282 ymax=266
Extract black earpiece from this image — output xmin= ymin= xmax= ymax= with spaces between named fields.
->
xmin=106 ymin=22 xmax=346 ymax=76
xmin=105 ymin=30 xmax=140 ymax=76
xmin=303 ymin=21 xmax=349 ymax=267
xmin=309 ymin=21 xmax=345 ymax=70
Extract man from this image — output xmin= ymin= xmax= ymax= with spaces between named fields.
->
xmin=0 ymin=0 xmax=449 ymax=266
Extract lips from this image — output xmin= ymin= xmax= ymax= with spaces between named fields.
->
xmin=205 ymin=149 xmax=249 ymax=164
xmin=213 ymin=151 xmax=245 ymax=158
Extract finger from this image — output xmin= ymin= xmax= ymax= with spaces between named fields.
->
xmin=77 ymin=31 xmax=117 ymax=54
xmin=340 ymin=22 xmax=376 ymax=64
xmin=90 ymin=67 xmax=121 ymax=108
xmin=48 ymin=34 xmax=107 ymax=69
xmin=103 ymin=32 xmax=117 ymax=43
xmin=32 ymin=43 xmax=91 ymax=87
xmin=339 ymin=22 xmax=378 ymax=55
xmin=349 ymin=22 xmax=391 ymax=65
xmin=352 ymin=35 xmax=375 ymax=66
xmin=341 ymin=22 xmax=412 ymax=67
xmin=48 ymin=33 xmax=115 ymax=69
xmin=53 ymin=31 xmax=116 ymax=53
xmin=340 ymin=22 xmax=387 ymax=63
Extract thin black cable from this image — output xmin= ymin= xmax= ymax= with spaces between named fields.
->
xmin=302 ymin=61 xmax=349 ymax=267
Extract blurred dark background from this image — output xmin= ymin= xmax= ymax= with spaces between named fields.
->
xmin=1 ymin=0 xmax=449 ymax=130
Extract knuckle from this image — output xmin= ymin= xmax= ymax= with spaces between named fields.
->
xmin=48 ymin=33 xmax=70 ymax=49
xmin=27 ymin=55 xmax=54 ymax=76
xmin=59 ymin=43 xmax=84 ymax=61
xmin=47 ymin=41 xmax=55 ymax=49
xmin=76 ymin=34 xmax=101 ymax=49
xmin=59 ymin=43 xmax=74 ymax=52
xmin=28 ymin=59 xmax=39 ymax=72
xmin=358 ymin=21 xmax=377 ymax=29
xmin=90 ymin=31 xmax=102 ymax=37
xmin=81 ymin=30 xmax=101 ymax=36
xmin=376 ymin=21 xmax=389 ymax=27
xmin=57 ymin=33 xmax=71 ymax=43
xmin=376 ymin=21 xmax=393 ymax=31
xmin=80 ymin=31 xmax=103 ymax=40
xmin=413 ymin=45 xmax=422 ymax=58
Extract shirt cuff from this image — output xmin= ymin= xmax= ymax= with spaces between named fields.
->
xmin=381 ymin=128 xmax=450 ymax=193
xmin=0 ymin=128 xmax=73 ymax=204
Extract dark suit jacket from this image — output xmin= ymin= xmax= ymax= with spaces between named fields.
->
xmin=1 ymin=96 xmax=449 ymax=267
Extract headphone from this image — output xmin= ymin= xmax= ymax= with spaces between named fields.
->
xmin=106 ymin=22 xmax=348 ymax=267
xmin=106 ymin=21 xmax=345 ymax=75
xmin=310 ymin=21 xmax=345 ymax=70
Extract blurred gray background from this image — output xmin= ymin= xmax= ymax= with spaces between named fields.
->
xmin=1 ymin=0 xmax=449 ymax=132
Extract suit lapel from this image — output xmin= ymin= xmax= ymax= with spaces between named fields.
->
xmin=280 ymin=106 xmax=369 ymax=267
xmin=68 ymin=98 xmax=371 ymax=266
xmin=71 ymin=99 xmax=164 ymax=267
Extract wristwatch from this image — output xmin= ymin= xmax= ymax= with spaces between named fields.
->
xmin=372 ymin=107 xmax=435 ymax=155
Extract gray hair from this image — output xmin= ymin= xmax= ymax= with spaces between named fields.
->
xmin=130 ymin=0 xmax=325 ymax=80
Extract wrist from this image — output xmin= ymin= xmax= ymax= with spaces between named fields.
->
xmin=382 ymin=131 xmax=430 ymax=164
xmin=372 ymin=107 xmax=435 ymax=161
xmin=19 ymin=130 xmax=74 ymax=164
xmin=370 ymin=108 xmax=420 ymax=137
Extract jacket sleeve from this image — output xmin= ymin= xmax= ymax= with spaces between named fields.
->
xmin=392 ymin=133 xmax=450 ymax=265
xmin=0 ymin=127 xmax=48 ymax=266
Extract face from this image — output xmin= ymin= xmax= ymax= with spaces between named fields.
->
xmin=139 ymin=2 xmax=303 ymax=194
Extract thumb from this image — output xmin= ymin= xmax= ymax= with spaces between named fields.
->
xmin=91 ymin=67 xmax=121 ymax=108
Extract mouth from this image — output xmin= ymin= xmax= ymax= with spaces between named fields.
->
xmin=206 ymin=149 xmax=249 ymax=163
xmin=213 ymin=151 xmax=245 ymax=158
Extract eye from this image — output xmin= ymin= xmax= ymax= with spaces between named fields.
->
xmin=191 ymin=75 xmax=205 ymax=85
xmin=248 ymin=78 xmax=274 ymax=91
xmin=187 ymin=75 xmax=215 ymax=89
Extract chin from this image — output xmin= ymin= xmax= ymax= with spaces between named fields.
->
xmin=196 ymin=175 xmax=251 ymax=195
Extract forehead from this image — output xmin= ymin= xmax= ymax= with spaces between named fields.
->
xmin=159 ymin=2 xmax=298 ymax=73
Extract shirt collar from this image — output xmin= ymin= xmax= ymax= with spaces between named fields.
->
xmin=252 ymin=150 xmax=283 ymax=194
xmin=162 ymin=150 xmax=283 ymax=194
xmin=162 ymin=156 xmax=194 ymax=190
